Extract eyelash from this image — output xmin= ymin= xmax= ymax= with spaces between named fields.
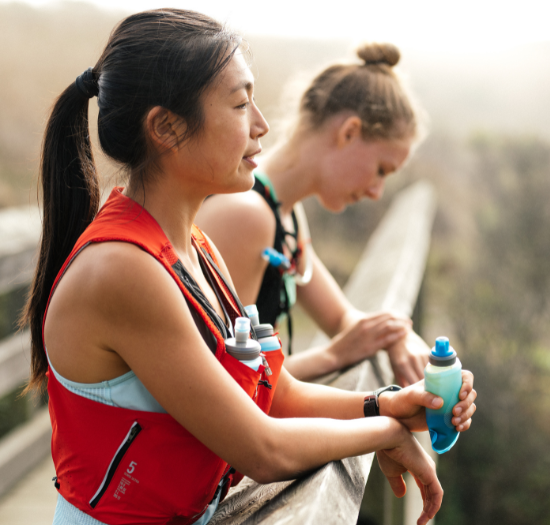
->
xmin=236 ymin=97 xmax=254 ymax=110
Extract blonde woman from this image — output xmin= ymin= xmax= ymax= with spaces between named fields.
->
xmin=198 ymin=44 xmax=431 ymax=385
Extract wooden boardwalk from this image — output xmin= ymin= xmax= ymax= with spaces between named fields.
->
xmin=0 ymin=456 xmax=56 ymax=524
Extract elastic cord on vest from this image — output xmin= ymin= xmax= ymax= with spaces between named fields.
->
xmin=75 ymin=67 xmax=99 ymax=99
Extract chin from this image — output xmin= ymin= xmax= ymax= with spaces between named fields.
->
xmin=318 ymin=196 xmax=347 ymax=214
xmin=220 ymin=170 xmax=255 ymax=195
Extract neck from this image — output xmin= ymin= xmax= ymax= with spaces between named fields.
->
xmin=125 ymin=174 xmax=204 ymax=266
xmin=260 ymin=127 xmax=324 ymax=215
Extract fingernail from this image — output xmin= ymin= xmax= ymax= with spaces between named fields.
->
xmin=460 ymin=391 xmax=467 ymax=399
xmin=455 ymin=407 xmax=462 ymax=415
xmin=432 ymin=397 xmax=442 ymax=407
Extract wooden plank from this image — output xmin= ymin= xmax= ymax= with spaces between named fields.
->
xmin=211 ymin=181 xmax=437 ymax=524
xmin=0 ymin=206 xmax=41 ymax=295
xmin=0 ymin=407 xmax=51 ymax=498
xmin=0 ymin=330 xmax=31 ymax=399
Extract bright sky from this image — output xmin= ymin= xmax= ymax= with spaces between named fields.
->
xmin=5 ymin=0 xmax=550 ymax=54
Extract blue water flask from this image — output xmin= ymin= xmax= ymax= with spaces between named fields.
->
xmin=424 ymin=337 xmax=462 ymax=454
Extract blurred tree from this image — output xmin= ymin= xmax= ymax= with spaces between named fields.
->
xmin=430 ymin=136 xmax=550 ymax=525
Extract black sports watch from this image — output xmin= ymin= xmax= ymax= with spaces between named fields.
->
xmin=363 ymin=385 xmax=402 ymax=417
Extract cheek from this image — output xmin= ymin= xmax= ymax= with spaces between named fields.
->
xmin=207 ymin=111 xmax=247 ymax=148
xmin=348 ymin=157 xmax=377 ymax=187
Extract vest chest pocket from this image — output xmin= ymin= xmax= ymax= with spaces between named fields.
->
xmin=89 ymin=421 xmax=142 ymax=509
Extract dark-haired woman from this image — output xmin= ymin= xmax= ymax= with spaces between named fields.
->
xmin=197 ymin=43 xmax=432 ymax=386
xmin=25 ymin=11 xmax=476 ymax=525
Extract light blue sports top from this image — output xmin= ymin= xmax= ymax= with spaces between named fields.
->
xmin=48 ymin=354 xmax=221 ymax=525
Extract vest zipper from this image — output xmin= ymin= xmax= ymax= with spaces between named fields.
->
xmin=89 ymin=421 xmax=142 ymax=508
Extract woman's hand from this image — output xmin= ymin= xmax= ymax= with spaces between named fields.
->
xmin=326 ymin=311 xmax=412 ymax=369
xmin=386 ymin=331 xmax=430 ymax=387
xmin=377 ymin=426 xmax=443 ymax=525
xmin=379 ymin=370 xmax=477 ymax=433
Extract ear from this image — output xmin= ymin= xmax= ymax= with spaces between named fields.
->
xmin=145 ymin=106 xmax=186 ymax=152
xmin=336 ymin=116 xmax=362 ymax=149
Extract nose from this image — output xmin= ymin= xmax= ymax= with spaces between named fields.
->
xmin=251 ymin=102 xmax=269 ymax=139
xmin=366 ymin=179 xmax=385 ymax=201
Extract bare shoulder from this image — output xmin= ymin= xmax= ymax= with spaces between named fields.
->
xmin=197 ymin=191 xmax=276 ymax=248
xmin=50 ymin=241 xmax=184 ymax=324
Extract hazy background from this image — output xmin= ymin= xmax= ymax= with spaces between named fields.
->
xmin=1 ymin=1 xmax=550 ymax=524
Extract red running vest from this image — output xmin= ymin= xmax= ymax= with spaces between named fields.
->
xmin=43 ymin=188 xmax=285 ymax=525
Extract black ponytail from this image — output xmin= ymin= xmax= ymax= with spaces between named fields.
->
xmin=22 ymin=80 xmax=100 ymax=392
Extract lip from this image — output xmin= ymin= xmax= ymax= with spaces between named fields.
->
xmin=243 ymin=148 xmax=262 ymax=169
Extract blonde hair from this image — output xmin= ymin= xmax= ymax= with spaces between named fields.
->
xmin=299 ymin=43 xmax=419 ymax=140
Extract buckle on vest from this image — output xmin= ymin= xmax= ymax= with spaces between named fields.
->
xmin=52 ymin=476 xmax=60 ymax=489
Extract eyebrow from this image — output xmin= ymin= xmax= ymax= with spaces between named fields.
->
xmin=229 ymin=80 xmax=253 ymax=95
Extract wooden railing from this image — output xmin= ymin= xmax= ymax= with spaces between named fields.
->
xmin=210 ymin=181 xmax=437 ymax=525
xmin=0 ymin=181 xmax=436 ymax=524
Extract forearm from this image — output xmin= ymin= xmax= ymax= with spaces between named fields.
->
xmin=261 ymin=415 xmax=406 ymax=482
xmin=285 ymin=307 xmax=411 ymax=381
xmin=270 ymin=368 xmax=366 ymax=419
xmin=283 ymin=345 xmax=340 ymax=381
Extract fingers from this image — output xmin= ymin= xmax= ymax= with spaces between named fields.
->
xmin=387 ymin=333 xmax=430 ymax=387
xmin=459 ymin=370 xmax=474 ymax=400
xmin=384 ymin=434 xmax=443 ymax=524
xmin=455 ymin=417 xmax=472 ymax=432
xmin=452 ymin=401 xmax=476 ymax=431
xmin=406 ymin=385 xmax=444 ymax=410
xmin=411 ymin=468 xmax=443 ymax=525
xmin=393 ymin=361 xmax=423 ymax=387
xmin=377 ymin=327 xmax=409 ymax=351
xmin=376 ymin=450 xmax=407 ymax=498
xmin=387 ymin=474 xmax=407 ymax=498
xmin=416 ymin=481 xmax=443 ymax=525
xmin=368 ymin=310 xmax=413 ymax=326
xmin=373 ymin=318 xmax=410 ymax=339
xmin=453 ymin=380 xmax=477 ymax=431
xmin=445 ymin=370 xmax=477 ymax=432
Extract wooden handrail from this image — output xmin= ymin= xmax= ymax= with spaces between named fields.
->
xmin=210 ymin=181 xmax=437 ymax=524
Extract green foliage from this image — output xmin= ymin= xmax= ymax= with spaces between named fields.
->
xmin=0 ymin=384 xmax=30 ymax=440
xmin=0 ymin=286 xmax=28 ymax=340
xmin=431 ymin=136 xmax=550 ymax=524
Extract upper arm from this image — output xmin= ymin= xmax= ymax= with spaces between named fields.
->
xmin=196 ymin=192 xmax=276 ymax=305
xmin=48 ymin=242 xmax=277 ymax=479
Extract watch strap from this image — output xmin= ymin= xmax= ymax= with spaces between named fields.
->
xmin=364 ymin=384 xmax=402 ymax=417
xmin=363 ymin=393 xmax=378 ymax=417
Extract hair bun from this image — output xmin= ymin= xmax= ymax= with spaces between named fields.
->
xmin=357 ymin=43 xmax=400 ymax=67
